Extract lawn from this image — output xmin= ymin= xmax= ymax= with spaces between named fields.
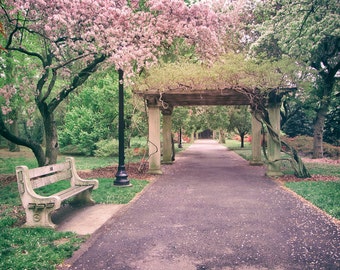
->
xmin=224 ymin=139 xmax=340 ymax=220
xmin=0 ymin=149 xmax=150 ymax=270
xmin=0 ymin=140 xmax=339 ymax=269
xmin=285 ymin=181 xmax=340 ymax=219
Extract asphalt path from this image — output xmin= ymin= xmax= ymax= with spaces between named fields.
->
xmin=63 ymin=139 xmax=340 ymax=270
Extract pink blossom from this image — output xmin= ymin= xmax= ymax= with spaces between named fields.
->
xmin=26 ymin=119 xmax=34 ymax=127
xmin=2 ymin=0 xmax=229 ymax=78
xmin=1 ymin=106 xmax=12 ymax=115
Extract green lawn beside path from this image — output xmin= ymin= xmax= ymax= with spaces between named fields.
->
xmin=1 ymin=140 xmax=339 ymax=269
xmin=0 ymin=154 xmax=149 ymax=270
xmin=225 ymin=140 xmax=340 ymax=220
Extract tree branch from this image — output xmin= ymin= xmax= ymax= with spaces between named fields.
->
xmin=48 ymin=54 xmax=106 ymax=112
xmin=0 ymin=111 xmax=45 ymax=164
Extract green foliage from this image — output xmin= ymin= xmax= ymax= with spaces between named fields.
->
xmin=134 ymin=53 xmax=299 ymax=93
xmin=58 ymin=68 xmax=148 ymax=156
xmin=252 ymin=0 xmax=340 ymax=159
xmin=58 ymin=70 xmax=120 ymax=156
xmin=285 ymin=181 xmax=340 ymax=219
xmin=94 ymin=139 xmax=119 ymax=157
xmin=282 ymin=107 xmax=314 ymax=138
xmin=253 ymin=0 xmax=339 ymax=64
xmin=206 ymin=106 xmax=230 ymax=131
xmin=324 ymin=90 xmax=340 ymax=146
xmin=60 ymin=107 xmax=107 ymax=156
xmin=228 ymin=106 xmax=251 ymax=137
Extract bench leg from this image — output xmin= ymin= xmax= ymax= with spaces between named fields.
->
xmin=24 ymin=208 xmax=56 ymax=229
xmin=70 ymin=189 xmax=95 ymax=206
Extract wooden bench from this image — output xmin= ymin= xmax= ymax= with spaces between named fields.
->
xmin=16 ymin=157 xmax=99 ymax=228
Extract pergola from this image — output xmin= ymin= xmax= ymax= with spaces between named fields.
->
xmin=135 ymin=87 xmax=284 ymax=177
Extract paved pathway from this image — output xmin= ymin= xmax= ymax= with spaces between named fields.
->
xmin=64 ymin=140 xmax=339 ymax=270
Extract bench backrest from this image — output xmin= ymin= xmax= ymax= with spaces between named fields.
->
xmin=29 ymin=162 xmax=73 ymax=189
xmin=17 ymin=160 xmax=73 ymax=193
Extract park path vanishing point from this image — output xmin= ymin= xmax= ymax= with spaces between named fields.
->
xmin=63 ymin=140 xmax=339 ymax=270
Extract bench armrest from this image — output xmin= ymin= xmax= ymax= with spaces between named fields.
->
xmin=16 ymin=166 xmax=62 ymax=209
xmin=66 ymin=157 xmax=99 ymax=190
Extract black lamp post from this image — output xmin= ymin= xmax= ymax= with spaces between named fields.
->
xmin=178 ymin=127 xmax=183 ymax=148
xmin=114 ymin=69 xmax=131 ymax=186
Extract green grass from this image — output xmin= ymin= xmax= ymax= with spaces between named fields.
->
xmin=225 ymin=139 xmax=340 ymax=221
xmin=33 ymin=178 xmax=149 ymax=205
xmin=0 ymin=157 xmax=39 ymax=174
xmin=0 ymin=184 xmax=86 ymax=270
xmin=0 ymin=227 xmax=84 ymax=270
xmin=0 ymin=177 xmax=149 ymax=269
xmin=92 ymin=178 xmax=149 ymax=204
xmin=224 ymin=140 xmax=340 ymax=177
xmin=59 ymin=156 xmax=116 ymax=170
xmin=0 ymin=154 xmax=152 ymax=175
xmin=281 ymin=162 xmax=340 ymax=177
xmin=285 ymin=181 xmax=340 ymax=219
xmin=224 ymin=139 xmax=251 ymax=150
xmin=0 ymin=152 xmax=149 ymax=270
xmin=224 ymin=139 xmax=252 ymax=160
xmin=305 ymin=163 xmax=340 ymax=177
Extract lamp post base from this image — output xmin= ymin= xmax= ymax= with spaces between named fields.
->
xmin=114 ymin=166 xmax=132 ymax=187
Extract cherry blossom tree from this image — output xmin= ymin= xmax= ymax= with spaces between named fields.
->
xmin=0 ymin=0 xmax=226 ymax=166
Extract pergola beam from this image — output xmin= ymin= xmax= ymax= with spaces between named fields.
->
xmin=138 ymin=87 xmax=294 ymax=176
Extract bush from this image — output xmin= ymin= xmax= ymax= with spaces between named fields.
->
xmin=282 ymin=135 xmax=340 ymax=158
xmin=59 ymin=107 xmax=112 ymax=156
xmin=94 ymin=139 xmax=119 ymax=157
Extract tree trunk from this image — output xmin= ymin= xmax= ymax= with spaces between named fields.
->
xmin=240 ymin=132 xmax=245 ymax=148
xmin=41 ymin=106 xmax=59 ymax=165
xmin=312 ymin=75 xmax=334 ymax=159
xmin=312 ymin=109 xmax=326 ymax=159
xmin=219 ymin=129 xmax=226 ymax=144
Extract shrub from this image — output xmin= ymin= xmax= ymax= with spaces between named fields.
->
xmin=282 ymin=135 xmax=340 ymax=158
xmin=94 ymin=139 xmax=119 ymax=157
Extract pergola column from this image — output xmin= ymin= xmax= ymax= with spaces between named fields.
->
xmin=148 ymin=104 xmax=162 ymax=174
xmin=266 ymin=101 xmax=283 ymax=176
xmin=250 ymin=111 xmax=263 ymax=166
xmin=162 ymin=107 xmax=173 ymax=164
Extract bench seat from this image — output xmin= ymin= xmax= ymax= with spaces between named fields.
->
xmin=16 ymin=157 xmax=99 ymax=228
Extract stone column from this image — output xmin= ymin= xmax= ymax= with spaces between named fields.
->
xmin=148 ymin=105 xmax=162 ymax=174
xmin=162 ymin=107 xmax=173 ymax=164
xmin=250 ymin=112 xmax=263 ymax=166
xmin=266 ymin=102 xmax=283 ymax=176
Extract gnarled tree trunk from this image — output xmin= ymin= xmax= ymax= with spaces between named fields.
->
xmin=40 ymin=106 xmax=59 ymax=165
xmin=0 ymin=111 xmax=46 ymax=166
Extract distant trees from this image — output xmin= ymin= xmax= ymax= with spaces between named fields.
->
xmin=252 ymin=0 xmax=340 ymax=158
xmin=228 ymin=106 xmax=251 ymax=148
